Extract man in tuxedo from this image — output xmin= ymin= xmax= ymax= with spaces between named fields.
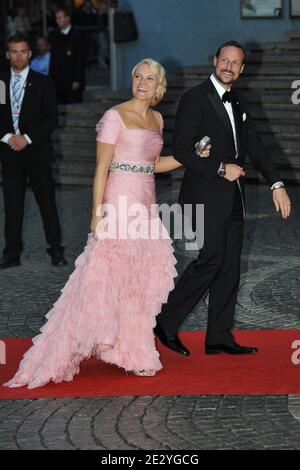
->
xmin=0 ymin=33 xmax=67 ymax=269
xmin=49 ymin=7 xmax=85 ymax=104
xmin=155 ymin=41 xmax=291 ymax=356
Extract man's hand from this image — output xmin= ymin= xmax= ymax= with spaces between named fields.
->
xmin=8 ymin=135 xmax=28 ymax=152
xmin=224 ymin=163 xmax=245 ymax=182
xmin=72 ymin=81 xmax=80 ymax=91
xmin=8 ymin=136 xmax=18 ymax=151
xmin=272 ymin=188 xmax=291 ymax=219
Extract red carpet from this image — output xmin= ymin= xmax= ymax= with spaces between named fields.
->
xmin=0 ymin=330 xmax=300 ymax=399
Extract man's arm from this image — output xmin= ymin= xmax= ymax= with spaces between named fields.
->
xmin=0 ymin=77 xmax=12 ymax=143
xmin=242 ymin=97 xmax=281 ymax=185
xmin=173 ymin=91 xmax=221 ymax=179
xmin=23 ymin=78 xmax=58 ymax=144
xmin=241 ymin=97 xmax=291 ymax=218
xmin=1 ymin=133 xmax=13 ymax=144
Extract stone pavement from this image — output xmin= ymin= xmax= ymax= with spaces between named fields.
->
xmin=0 ymin=178 xmax=299 ymax=450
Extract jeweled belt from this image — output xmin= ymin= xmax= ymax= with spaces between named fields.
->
xmin=109 ymin=161 xmax=155 ymax=174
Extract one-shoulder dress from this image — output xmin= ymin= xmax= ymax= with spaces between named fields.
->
xmin=3 ymin=108 xmax=177 ymax=389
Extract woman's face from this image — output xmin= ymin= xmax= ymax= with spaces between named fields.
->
xmin=132 ymin=63 xmax=159 ymax=103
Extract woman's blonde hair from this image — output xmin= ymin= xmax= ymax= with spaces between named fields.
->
xmin=131 ymin=58 xmax=167 ymax=106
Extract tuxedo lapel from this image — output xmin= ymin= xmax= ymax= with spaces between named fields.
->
xmin=204 ymin=79 xmax=234 ymax=143
xmin=20 ymin=70 xmax=33 ymax=115
xmin=232 ymin=99 xmax=243 ymax=156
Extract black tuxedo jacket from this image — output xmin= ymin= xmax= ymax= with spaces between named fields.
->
xmin=0 ymin=69 xmax=58 ymax=164
xmin=49 ymin=26 xmax=85 ymax=89
xmin=174 ymin=77 xmax=281 ymax=219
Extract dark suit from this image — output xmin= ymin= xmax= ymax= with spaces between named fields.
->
xmin=157 ymin=77 xmax=281 ymax=345
xmin=49 ymin=26 xmax=85 ymax=104
xmin=0 ymin=69 xmax=63 ymax=260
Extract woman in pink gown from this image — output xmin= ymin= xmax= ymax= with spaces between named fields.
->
xmin=3 ymin=59 xmax=209 ymax=389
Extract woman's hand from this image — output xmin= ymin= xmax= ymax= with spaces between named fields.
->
xmin=198 ymin=144 xmax=212 ymax=158
xmin=90 ymin=214 xmax=103 ymax=240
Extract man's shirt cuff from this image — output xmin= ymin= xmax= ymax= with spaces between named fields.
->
xmin=1 ymin=133 xmax=13 ymax=144
xmin=24 ymin=134 xmax=32 ymax=145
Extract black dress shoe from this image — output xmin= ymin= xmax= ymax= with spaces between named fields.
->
xmin=0 ymin=256 xmax=21 ymax=270
xmin=52 ymin=252 xmax=68 ymax=267
xmin=205 ymin=342 xmax=258 ymax=355
xmin=47 ymin=248 xmax=68 ymax=267
xmin=154 ymin=324 xmax=190 ymax=356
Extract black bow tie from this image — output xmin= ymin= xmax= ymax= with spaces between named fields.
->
xmin=222 ymin=90 xmax=237 ymax=104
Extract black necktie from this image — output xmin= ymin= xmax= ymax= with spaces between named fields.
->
xmin=222 ymin=90 xmax=237 ymax=104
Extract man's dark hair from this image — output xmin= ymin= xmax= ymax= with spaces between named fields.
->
xmin=7 ymin=33 xmax=30 ymax=50
xmin=56 ymin=6 xmax=72 ymax=18
xmin=215 ymin=40 xmax=246 ymax=63
xmin=37 ymin=35 xmax=49 ymax=43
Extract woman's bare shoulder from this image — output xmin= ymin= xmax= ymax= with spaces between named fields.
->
xmin=113 ymin=101 xmax=132 ymax=112
xmin=152 ymin=110 xmax=163 ymax=127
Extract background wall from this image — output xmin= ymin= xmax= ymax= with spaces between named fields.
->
xmin=118 ymin=0 xmax=300 ymax=87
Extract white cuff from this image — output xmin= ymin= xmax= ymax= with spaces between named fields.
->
xmin=24 ymin=134 xmax=32 ymax=145
xmin=1 ymin=133 xmax=13 ymax=144
xmin=271 ymin=181 xmax=284 ymax=190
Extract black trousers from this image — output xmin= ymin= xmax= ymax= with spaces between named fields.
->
xmin=157 ymin=182 xmax=244 ymax=345
xmin=1 ymin=154 xmax=63 ymax=260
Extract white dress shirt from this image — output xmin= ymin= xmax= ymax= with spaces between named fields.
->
xmin=210 ymin=73 xmax=238 ymax=158
xmin=61 ymin=25 xmax=72 ymax=35
xmin=1 ymin=66 xmax=32 ymax=145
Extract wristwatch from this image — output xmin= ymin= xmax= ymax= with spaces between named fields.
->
xmin=218 ymin=162 xmax=226 ymax=177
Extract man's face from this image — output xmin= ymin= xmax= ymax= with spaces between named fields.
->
xmin=37 ymin=38 xmax=49 ymax=56
xmin=213 ymin=46 xmax=245 ymax=86
xmin=55 ymin=11 xmax=70 ymax=30
xmin=7 ymin=41 xmax=32 ymax=72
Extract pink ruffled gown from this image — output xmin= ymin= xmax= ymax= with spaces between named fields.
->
xmin=3 ymin=108 xmax=177 ymax=389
